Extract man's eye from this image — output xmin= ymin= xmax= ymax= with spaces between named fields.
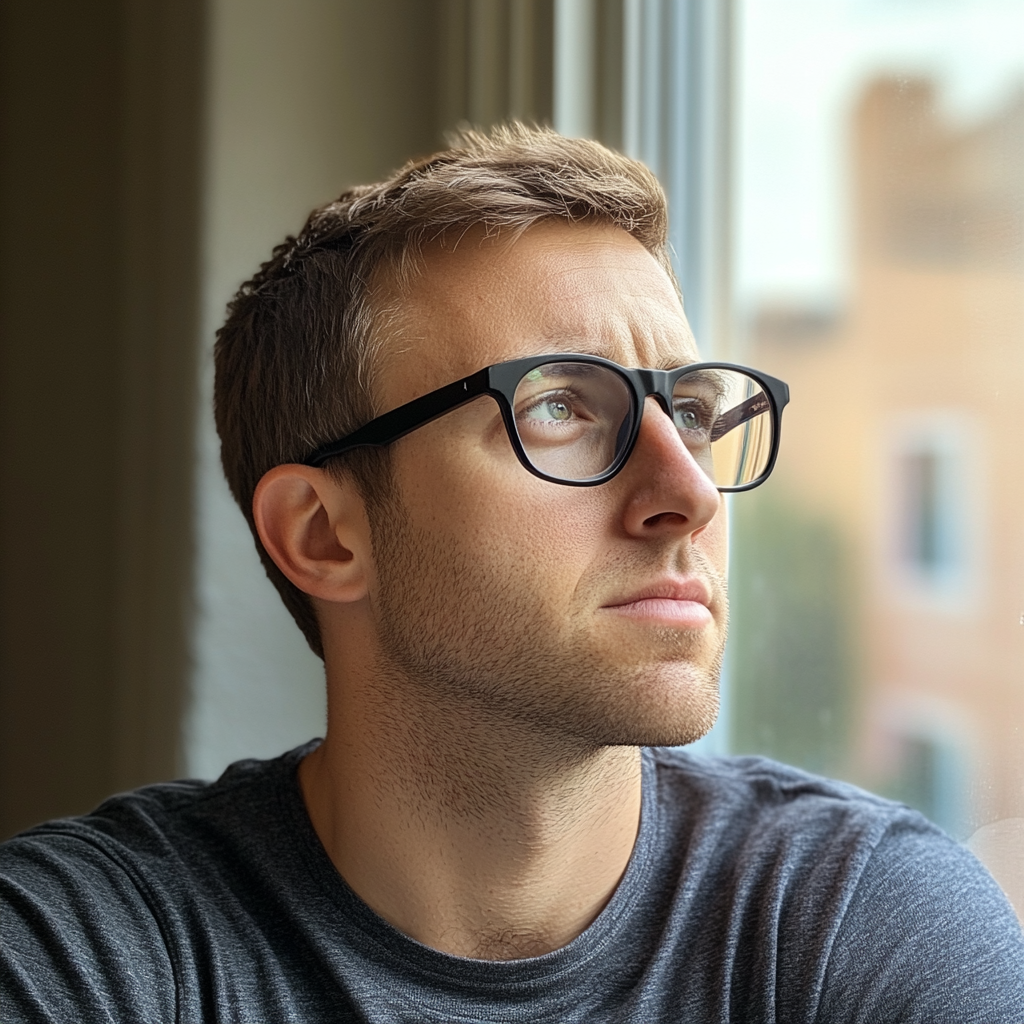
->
xmin=525 ymin=397 xmax=575 ymax=422
xmin=674 ymin=403 xmax=707 ymax=430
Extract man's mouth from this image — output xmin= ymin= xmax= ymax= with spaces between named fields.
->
xmin=601 ymin=577 xmax=713 ymax=628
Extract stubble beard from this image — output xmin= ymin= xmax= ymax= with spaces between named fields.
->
xmin=367 ymin=492 xmax=727 ymax=760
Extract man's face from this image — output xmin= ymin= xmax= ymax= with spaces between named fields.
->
xmin=364 ymin=220 xmax=728 ymax=749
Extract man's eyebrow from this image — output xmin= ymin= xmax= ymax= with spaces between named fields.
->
xmin=655 ymin=355 xmax=697 ymax=370
xmin=549 ymin=340 xmax=695 ymax=370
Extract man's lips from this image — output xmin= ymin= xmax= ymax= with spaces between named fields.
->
xmin=600 ymin=578 xmax=714 ymax=627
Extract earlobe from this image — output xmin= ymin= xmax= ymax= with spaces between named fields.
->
xmin=253 ymin=465 xmax=371 ymax=604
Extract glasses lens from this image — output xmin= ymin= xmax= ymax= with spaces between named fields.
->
xmin=512 ymin=362 xmax=634 ymax=481
xmin=672 ymin=368 xmax=775 ymax=487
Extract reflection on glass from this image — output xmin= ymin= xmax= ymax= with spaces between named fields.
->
xmin=730 ymin=0 xmax=1024 ymax=911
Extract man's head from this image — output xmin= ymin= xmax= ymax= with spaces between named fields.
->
xmin=215 ymin=124 xmax=674 ymax=658
xmin=215 ymin=124 xmax=766 ymax=750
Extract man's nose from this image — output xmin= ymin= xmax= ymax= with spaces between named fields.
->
xmin=619 ymin=396 xmax=722 ymax=535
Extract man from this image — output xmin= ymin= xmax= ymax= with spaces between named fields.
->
xmin=2 ymin=125 xmax=1022 ymax=1021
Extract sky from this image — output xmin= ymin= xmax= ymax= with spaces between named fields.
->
xmin=735 ymin=0 xmax=1024 ymax=310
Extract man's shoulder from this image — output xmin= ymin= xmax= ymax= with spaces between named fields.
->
xmin=0 ymin=740 xmax=317 ymax=897
xmin=641 ymin=745 xmax=977 ymax=934
xmin=0 ymin=742 xmax=321 ymax=1023
xmin=640 ymin=747 xmax=1024 ymax=1019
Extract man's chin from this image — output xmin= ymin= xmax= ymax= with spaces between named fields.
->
xmin=576 ymin=670 xmax=721 ymax=749
xmin=608 ymin=706 xmax=720 ymax=749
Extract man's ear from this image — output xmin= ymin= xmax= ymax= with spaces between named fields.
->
xmin=253 ymin=465 xmax=372 ymax=604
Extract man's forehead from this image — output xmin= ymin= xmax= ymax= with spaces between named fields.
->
xmin=379 ymin=221 xmax=698 ymax=399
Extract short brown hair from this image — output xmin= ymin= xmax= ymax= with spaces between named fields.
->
xmin=214 ymin=123 xmax=673 ymax=658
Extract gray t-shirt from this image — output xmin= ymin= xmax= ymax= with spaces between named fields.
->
xmin=2 ymin=743 xmax=1022 ymax=1022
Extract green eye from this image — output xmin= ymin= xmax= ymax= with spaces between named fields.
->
xmin=524 ymin=396 xmax=574 ymax=422
xmin=677 ymin=408 xmax=699 ymax=430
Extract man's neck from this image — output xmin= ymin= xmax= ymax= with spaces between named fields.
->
xmin=298 ymin=668 xmax=643 ymax=960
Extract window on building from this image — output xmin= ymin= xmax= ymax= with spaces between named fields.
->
xmin=897 ymin=436 xmax=965 ymax=591
xmin=904 ymin=450 xmax=943 ymax=573
xmin=883 ymin=415 xmax=979 ymax=606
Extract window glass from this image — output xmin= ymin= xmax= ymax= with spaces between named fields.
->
xmin=730 ymin=0 xmax=1024 ymax=912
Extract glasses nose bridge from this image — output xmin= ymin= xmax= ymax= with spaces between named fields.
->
xmin=634 ymin=368 xmax=675 ymax=419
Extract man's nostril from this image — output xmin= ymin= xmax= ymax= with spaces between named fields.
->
xmin=643 ymin=511 xmax=687 ymax=529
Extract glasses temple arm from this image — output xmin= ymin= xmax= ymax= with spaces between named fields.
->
xmin=305 ymin=368 xmax=491 ymax=466
xmin=709 ymin=392 xmax=773 ymax=443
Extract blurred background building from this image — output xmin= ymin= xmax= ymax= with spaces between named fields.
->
xmin=1 ymin=0 xmax=1021 ymax=911
xmin=733 ymin=74 xmax=1024 ymax=836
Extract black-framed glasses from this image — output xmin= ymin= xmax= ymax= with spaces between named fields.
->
xmin=304 ymin=353 xmax=790 ymax=491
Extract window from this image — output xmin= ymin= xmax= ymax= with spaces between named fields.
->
xmin=886 ymin=415 xmax=980 ymax=606
xmin=720 ymin=0 xmax=1024 ymax=913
